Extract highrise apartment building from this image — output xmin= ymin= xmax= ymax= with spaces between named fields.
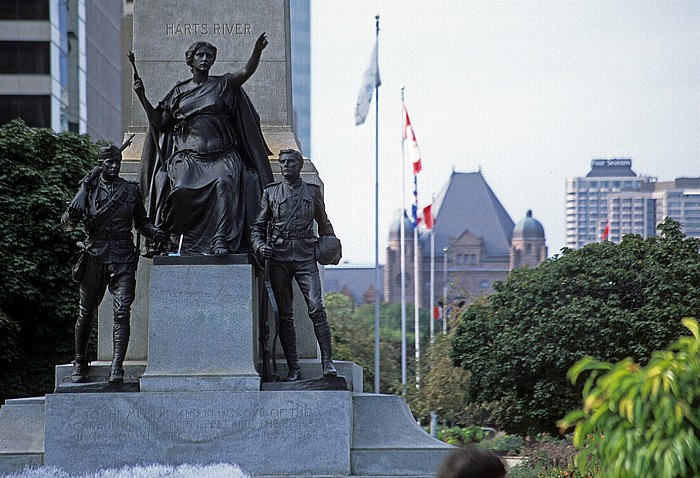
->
xmin=0 ymin=0 xmax=122 ymax=143
xmin=566 ymin=159 xmax=700 ymax=248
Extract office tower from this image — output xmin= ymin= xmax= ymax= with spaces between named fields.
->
xmin=566 ymin=159 xmax=699 ymax=247
xmin=0 ymin=0 xmax=122 ymax=143
xmin=289 ymin=0 xmax=310 ymax=156
xmin=565 ymin=159 xmax=655 ymax=249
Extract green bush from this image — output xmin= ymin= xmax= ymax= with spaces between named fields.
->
xmin=482 ymin=434 xmax=524 ymax=455
xmin=0 ymin=119 xmax=97 ymax=403
xmin=436 ymin=425 xmax=486 ymax=446
xmin=560 ymin=317 xmax=700 ymax=477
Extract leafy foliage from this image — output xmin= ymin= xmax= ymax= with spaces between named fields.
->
xmin=326 ymin=291 xmax=431 ymax=394
xmin=407 ymin=333 xmax=471 ymax=423
xmin=450 ymin=219 xmax=700 ymax=435
xmin=0 ymin=119 xmax=97 ymax=403
xmin=559 ymin=318 xmax=700 ymax=478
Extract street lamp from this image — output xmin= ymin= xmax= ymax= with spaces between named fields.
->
xmin=442 ymin=246 xmax=448 ymax=334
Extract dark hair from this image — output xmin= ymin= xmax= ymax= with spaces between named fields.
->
xmin=436 ymin=446 xmax=506 ymax=478
xmin=278 ymin=149 xmax=304 ymax=162
xmin=185 ymin=41 xmax=218 ymax=70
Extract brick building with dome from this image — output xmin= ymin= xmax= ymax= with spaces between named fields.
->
xmin=384 ymin=171 xmax=547 ymax=307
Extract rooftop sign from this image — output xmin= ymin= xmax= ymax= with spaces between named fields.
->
xmin=591 ymin=159 xmax=632 ymax=168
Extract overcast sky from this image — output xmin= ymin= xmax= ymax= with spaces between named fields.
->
xmin=308 ymin=1 xmax=699 ymax=265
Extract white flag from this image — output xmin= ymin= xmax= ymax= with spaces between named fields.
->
xmin=355 ymin=40 xmax=381 ymax=125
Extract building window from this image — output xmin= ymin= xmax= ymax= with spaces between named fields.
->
xmin=0 ymin=95 xmax=50 ymax=128
xmin=0 ymin=0 xmax=49 ymax=20
xmin=0 ymin=42 xmax=50 ymax=75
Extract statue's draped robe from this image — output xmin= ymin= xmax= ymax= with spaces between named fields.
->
xmin=139 ymin=74 xmax=273 ymax=254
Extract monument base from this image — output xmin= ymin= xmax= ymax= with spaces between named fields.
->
xmin=140 ymin=255 xmax=261 ymax=392
xmin=44 ymin=390 xmax=354 ymax=476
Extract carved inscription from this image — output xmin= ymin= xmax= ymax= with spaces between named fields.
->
xmin=165 ymin=23 xmax=252 ymax=35
xmin=71 ymin=406 xmax=314 ymax=443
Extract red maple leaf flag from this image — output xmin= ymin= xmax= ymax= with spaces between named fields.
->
xmin=602 ymin=219 xmax=611 ymax=240
xmin=423 ymin=204 xmax=433 ymax=230
xmin=403 ymin=105 xmax=422 ymax=175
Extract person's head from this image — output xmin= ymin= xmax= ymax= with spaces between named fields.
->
xmin=98 ymin=144 xmax=122 ymax=181
xmin=436 ymin=446 xmax=507 ymax=478
xmin=278 ymin=149 xmax=304 ymax=182
xmin=185 ymin=41 xmax=217 ymax=72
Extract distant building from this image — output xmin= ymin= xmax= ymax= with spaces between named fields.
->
xmin=289 ymin=0 xmax=310 ymax=157
xmin=566 ymin=159 xmax=699 ymax=247
xmin=323 ymin=264 xmax=384 ymax=305
xmin=0 ymin=0 xmax=123 ymax=143
xmin=384 ymin=171 xmax=547 ymax=306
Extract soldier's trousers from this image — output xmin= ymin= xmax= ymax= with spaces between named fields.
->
xmin=268 ymin=259 xmax=333 ymax=365
xmin=75 ymin=257 xmax=136 ymax=360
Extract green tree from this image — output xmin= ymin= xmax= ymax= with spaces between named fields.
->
xmin=326 ymin=292 xmax=432 ymax=394
xmin=560 ymin=317 xmax=700 ymax=478
xmin=0 ymin=119 xmax=97 ymax=404
xmin=450 ymin=219 xmax=700 ymax=435
xmin=406 ymin=333 xmax=471 ymax=424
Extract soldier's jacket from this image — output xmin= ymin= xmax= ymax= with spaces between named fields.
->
xmin=61 ymin=177 xmax=156 ymax=264
xmin=251 ymin=179 xmax=335 ymax=262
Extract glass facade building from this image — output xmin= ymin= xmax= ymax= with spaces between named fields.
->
xmin=566 ymin=159 xmax=700 ymax=248
xmin=0 ymin=0 xmax=121 ymax=143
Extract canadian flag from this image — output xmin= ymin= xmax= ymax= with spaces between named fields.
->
xmin=602 ymin=219 xmax=611 ymax=241
xmin=423 ymin=204 xmax=433 ymax=230
xmin=403 ymin=105 xmax=422 ymax=175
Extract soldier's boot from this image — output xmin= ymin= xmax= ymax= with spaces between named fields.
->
xmin=71 ymin=317 xmax=92 ymax=383
xmin=313 ymin=317 xmax=337 ymax=377
xmin=279 ymin=319 xmax=301 ymax=381
xmin=109 ymin=324 xmax=129 ymax=383
xmin=71 ymin=355 xmax=89 ymax=383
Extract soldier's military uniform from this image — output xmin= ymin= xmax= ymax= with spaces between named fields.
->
xmin=62 ymin=155 xmax=160 ymax=383
xmin=251 ymin=177 xmax=337 ymax=378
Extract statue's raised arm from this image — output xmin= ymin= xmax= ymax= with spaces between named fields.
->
xmin=227 ymin=32 xmax=268 ymax=87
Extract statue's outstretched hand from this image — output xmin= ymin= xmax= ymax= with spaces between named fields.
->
xmin=255 ymin=32 xmax=268 ymax=52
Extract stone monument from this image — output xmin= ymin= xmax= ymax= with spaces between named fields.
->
xmin=0 ymin=1 xmax=453 ymax=476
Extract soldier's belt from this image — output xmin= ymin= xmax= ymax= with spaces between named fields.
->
xmin=274 ymin=230 xmax=314 ymax=239
xmin=90 ymin=232 xmax=134 ymax=241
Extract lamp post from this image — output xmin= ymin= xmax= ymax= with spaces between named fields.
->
xmin=442 ymin=246 xmax=448 ymax=334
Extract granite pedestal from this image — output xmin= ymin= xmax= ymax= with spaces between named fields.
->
xmin=139 ymin=255 xmax=261 ymax=392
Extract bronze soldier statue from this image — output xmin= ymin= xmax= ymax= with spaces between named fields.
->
xmin=251 ymin=149 xmax=341 ymax=381
xmin=61 ymin=139 xmax=166 ymax=383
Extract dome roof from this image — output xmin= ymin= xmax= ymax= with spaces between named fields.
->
xmin=389 ymin=211 xmax=416 ymax=238
xmin=512 ymin=210 xmax=545 ymax=240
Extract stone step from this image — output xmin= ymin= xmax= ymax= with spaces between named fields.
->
xmin=0 ymin=397 xmax=46 ymax=474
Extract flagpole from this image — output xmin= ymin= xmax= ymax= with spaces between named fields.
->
xmin=412 ymin=129 xmax=420 ymax=388
xmin=400 ymin=88 xmax=407 ymax=391
xmin=414 ymin=212 xmax=420 ymax=388
xmin=373 ymin=15 xmax=381 ymax=395
xmin=430 ymin=195 xmax=435 ymax=344
xmin=429 ymin=197 xmax=436 ymax=436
